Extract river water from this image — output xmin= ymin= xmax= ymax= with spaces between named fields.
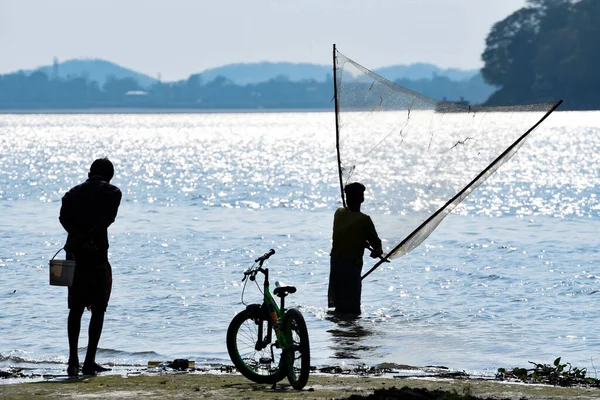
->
xmin=0 ymin=111 xmax=599 ymax=379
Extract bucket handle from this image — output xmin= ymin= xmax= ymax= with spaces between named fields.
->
xmin=51 ymin=247 xmax=66 ymax=261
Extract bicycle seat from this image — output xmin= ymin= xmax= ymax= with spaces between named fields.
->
xmin=273 ymin=284 xmax=296 ymax=297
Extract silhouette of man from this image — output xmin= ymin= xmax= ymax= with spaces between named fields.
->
xmin=60 ymin=158 xmax=122 ymax=376
xmin=329 ymin=182 xmax=382 ymax=315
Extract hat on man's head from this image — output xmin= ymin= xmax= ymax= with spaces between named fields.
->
xmin=344 ymin=182 xmax=365 ymax=196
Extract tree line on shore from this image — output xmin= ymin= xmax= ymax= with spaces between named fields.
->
xmin=0 ymin=0 xmax=597 ymax=111
xmin=0 ymin=70 xmax=497 ymax=111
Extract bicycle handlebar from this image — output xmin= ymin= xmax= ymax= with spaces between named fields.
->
xmin=242 ymin=249 xmax=276 ymax=282
xmin=255 ymin=249 xmax=275 ymax=263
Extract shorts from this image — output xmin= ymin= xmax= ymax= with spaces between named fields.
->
xmin=68 ymin=250 xmax=112 ymax=312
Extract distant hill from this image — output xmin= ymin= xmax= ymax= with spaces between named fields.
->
xmin=397 ymin=72 xmax=496 ymax=104
xmin=198 ymin=61 xmax=480 ymax=84
xmin=16 ymin=59 xmax=482 ymax=87
xmin=9 ymin=59 xmax=492 ymax=103
xmin=374 ymin=63 xmax=479 ymax=82
xmin=0 ymin=58 xmax=496 ymax=109
xmin=197 ymin=62 xmax=333 ymax=85
xmin=24 ymin=59 xmax=159 ymax=88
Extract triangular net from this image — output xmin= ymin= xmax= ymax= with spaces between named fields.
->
xmin=333 ymin=47 xmax=561 ymax=278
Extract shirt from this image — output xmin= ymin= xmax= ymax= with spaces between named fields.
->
xmin=330 ymin=207 xmax=382 ymax=268
xmin=59 ymin=176 xmax=122 ymax=255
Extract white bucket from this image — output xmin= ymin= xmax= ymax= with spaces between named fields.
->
xmin=49 ymin=248 xmax=76 ymax=286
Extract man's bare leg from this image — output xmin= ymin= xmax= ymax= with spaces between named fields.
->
xmin=67 ymin=307 xmax=85 ymax=376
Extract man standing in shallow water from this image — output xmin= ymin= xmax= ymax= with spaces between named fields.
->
xmin=329 ymin=182 xmax=383 ymax=315
xmin=60 ymin=158 xmax=122 ymax=376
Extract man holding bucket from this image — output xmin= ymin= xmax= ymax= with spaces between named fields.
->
xmin=59 ymin=158 xmax=122 ymax=376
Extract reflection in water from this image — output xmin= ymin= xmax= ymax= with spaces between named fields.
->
xmin=325 ymin=311 xmax=379 ymax=360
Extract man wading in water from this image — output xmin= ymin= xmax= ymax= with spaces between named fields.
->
xmin=60 ymin=158 xmax=122 ymax=376
xmin=329 ymin=182 xmax=383 ymax=315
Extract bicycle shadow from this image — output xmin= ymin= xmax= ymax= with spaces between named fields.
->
xmin=325 ymin=311 xmax=379 ymax=360
xmin=220 ymin=381 xmax=301 ymax=393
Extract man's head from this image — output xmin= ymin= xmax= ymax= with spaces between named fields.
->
xmin=344 ymin=182 xmax=365 ymax=206
xmin=89 ymin=157 xmax=115 ymax=182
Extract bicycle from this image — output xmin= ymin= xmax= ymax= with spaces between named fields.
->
xmin=226 ymin=249 xmax=310 ymax=390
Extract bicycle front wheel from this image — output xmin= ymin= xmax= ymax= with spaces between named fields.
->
xmin=226 ymin=308 xmax=284 ymax=384
xmin=283 ymin=308 xmax=310 ymax=390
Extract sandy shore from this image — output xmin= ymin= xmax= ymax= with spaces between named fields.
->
xmin=2 ymin=371 xmax=600 ymax=399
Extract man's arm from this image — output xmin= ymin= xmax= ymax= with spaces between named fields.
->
xmin=365 ymin=216 xmax=383 ymax=258
xmin=105 ymin=188 xmax=122 ymax=227
xmin=59 ymin=192 xmax=81 ymax=236
xmin=99 ymin=186 xmax=122 ymax=229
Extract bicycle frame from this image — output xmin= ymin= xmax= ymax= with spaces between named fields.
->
xmin=249 ymin=265 xmax=291 ymax=353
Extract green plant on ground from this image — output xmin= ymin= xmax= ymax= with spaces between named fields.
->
xmin=497 ymin=357 xmax=600 ymax=387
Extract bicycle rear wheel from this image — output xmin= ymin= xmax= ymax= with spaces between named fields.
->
xmin=283 ymin=308 xmax=310 ymax=390
xmin=226 ymin=308 xmax=284 ymax=384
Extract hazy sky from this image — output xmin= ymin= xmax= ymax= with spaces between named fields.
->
xmin=0 ymin=0 xmax=528 ymax=81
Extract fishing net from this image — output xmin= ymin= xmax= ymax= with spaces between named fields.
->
xmin=332 ymin=47 xmax=561 ymax=279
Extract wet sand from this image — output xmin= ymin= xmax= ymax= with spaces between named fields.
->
xmin=2 ymin=371 xmax=600 ymax=399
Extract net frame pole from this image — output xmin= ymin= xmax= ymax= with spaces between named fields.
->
xmin=361 ymin=99 xmax=563 ymax=281
xmin=332 ymin=44 xmax=346 ymax=208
